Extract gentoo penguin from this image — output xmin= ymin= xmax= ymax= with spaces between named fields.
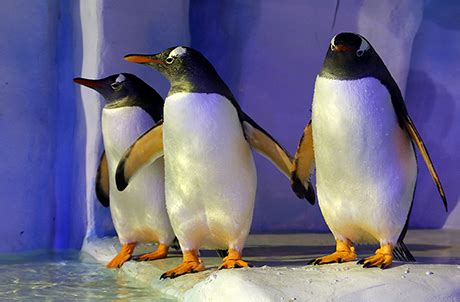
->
xmin=74 ymin=73 xmax=176 ymax=268
xmin=116 ymin=46 xmax=311 ymax=278
xmin=291 ymin=32 xmax=447 ymax=269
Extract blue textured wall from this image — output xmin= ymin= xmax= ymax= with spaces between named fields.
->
xmin=0 ymin=1 xmax=60 ymax=252
xmin=405 ymin=0 xmax=460 ymax=228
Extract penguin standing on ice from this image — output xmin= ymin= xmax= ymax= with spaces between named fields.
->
xmin=291 ymin=32 xmax=447 ymax=268
xmin=116 ymin=46 xmax=312 ymax=278
xmin=74 ymin=74 xmax=176 ymax=268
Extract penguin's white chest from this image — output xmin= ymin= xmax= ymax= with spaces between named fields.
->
xmin=312 ymin=76 xmax=416 ymax=244
xmin=101 ymin=106 xmax=173 ymax=245
xmin=163 ymin=92 xmax=256 ymax=250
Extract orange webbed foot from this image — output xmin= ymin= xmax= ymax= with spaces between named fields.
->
xmin=134 ymin=244 xmax=169 ymax=262
xmin=357 ymin=244 xmax=393 ymax=269
xmin=160 ymin=250 xmax=204 ymax=279
xmin=106 ymin=242 xmax=136 ymax=269
xmin=218 ymin=249 xmax=252 ymax=270
xmin=308 ymin=239 xmax=356 ymax=265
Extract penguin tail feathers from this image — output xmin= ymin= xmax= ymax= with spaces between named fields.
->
xmin=393 ymin=241 xmax=416 ymax=262
xmin=216 ymin=249 xmax=228 ymax=258
xmin=291 ymin=175 xmax=315 ymax=205
xmin=171 ymin=237 xmax=181 ymax=251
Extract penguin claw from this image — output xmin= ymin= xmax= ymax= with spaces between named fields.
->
xmin=218 ymin=259 xmax=251 ymax=270
xmin=133 ymin=244 xmax=169 ymax=262
xmin=359 ymin=251 xmax=393 ymax=269
xmin=218 ymin=249 xmax=251 ymax=270
xmin=307 ymin=251 xmax=356 ymax=266
xmin=362 ymin=262 xmax=374 ymax=268
xmin=106 ymin=243 xmax=136 ymax=269
xmin=357 ymin=258 xmax=366 ymax=265
xmin=160 ymin=260 xmax=205 ymax=279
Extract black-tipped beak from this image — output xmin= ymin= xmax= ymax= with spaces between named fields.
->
xmin=124 ymin=54 xmax=164 ymax=65
xmin=73 ymin=77 xmax=104 ymax=89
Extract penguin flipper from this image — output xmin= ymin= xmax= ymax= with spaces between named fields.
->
xmin=96 ymin=151 xmax=110 ymax=207
xmin=402 ymin=115 xmax=447 ymax=212
xmin=290 ymin=121 xmax=315 ymax=205
xmin=382 ymin=74 xmax=447 ymax=211
xmin=115 ymin=120 xmax=164 ymax=191
xmin=240 ymin=113 xmax=293 ymax=179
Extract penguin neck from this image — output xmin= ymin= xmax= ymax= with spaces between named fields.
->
xmin=167 ymin=69 xmax=235 ymax=102
xmin=105 ymin=95 xmax=163 ymax=122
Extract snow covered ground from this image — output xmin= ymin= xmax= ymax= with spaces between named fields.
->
xmin=82 ymin=230 xmax=460 ymax=301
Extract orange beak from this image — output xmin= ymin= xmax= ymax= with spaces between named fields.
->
xmin=124 ymin=54 xmax=164 ymax=64
xmin=333 ymin=44 xmax=352 ymax=52
xmin=73 ymin=78 xmax=103 ymax=89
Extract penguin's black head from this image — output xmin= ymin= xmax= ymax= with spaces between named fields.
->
xmin=320 ymin=32 xmax=380 ymax=79
xmin=74 ymin=73 xmax=151 ymax=102
xmin=124 ymin=47 xmax=232 ymax=97
xmin=73 ymin=73 xmax=164 ymax=121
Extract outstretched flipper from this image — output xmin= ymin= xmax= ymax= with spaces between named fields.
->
xmin=240 ymin=112 xmax=293 ymax=178
xmin=383 ymin=76 xmax=448 ymax=211
xmin=96 ymin=151 xmax=110 ymax=207
xmin=290 ymin=120 xmax=315 ymax=204
xmin=115 ymin=120 xmax=164 ymax=191
xmin=240 ymin=113 xmax=314 ymax=203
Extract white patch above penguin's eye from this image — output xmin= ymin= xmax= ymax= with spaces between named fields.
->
xmin=115 ymin=74 xmax=126 ymax=83
xmin=169 ymin=46 xmax=187 ymax=58
xmin=165 ymin=46 xmax=187 ymax=64
xmin=356 ymin=36 xmax=369 ymax=57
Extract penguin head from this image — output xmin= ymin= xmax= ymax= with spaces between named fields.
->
xmin=321 ymin=32 xmax=380 ymax=79
xmin=74 ymin=73 xmax=164 ymax=121
xmin=123 ymin=47 xmax=230 ymax=97
xmin=73 ymin=73 xmax=151 ymax=103
xmin=124 ymin=46 xmax=211 ymax=80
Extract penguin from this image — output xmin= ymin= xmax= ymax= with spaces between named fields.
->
xmin=116 ymin=46 xmax=312 ymax=278
xmin=291 ymin=32 xmax=447 ymax=269
xmin=73 ymin=73 xmax=176 ymax=268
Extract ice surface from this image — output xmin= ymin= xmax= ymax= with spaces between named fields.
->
xmin=82 ymin=231 xmax=460 ymax=302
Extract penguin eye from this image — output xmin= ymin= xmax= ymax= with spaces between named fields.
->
xmin=330 ymin=44 xmax=336 ymax=51
xmin=165 ymin=57 xmax=174 ymax=65
xmin=356 ymin=50 xmax=364 ymax=57
xmin=111 ymin=82 xmax=121 ymax=90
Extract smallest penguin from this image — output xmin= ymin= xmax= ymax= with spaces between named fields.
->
xmin=74 ymin=73 xmax=176 ymax=268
